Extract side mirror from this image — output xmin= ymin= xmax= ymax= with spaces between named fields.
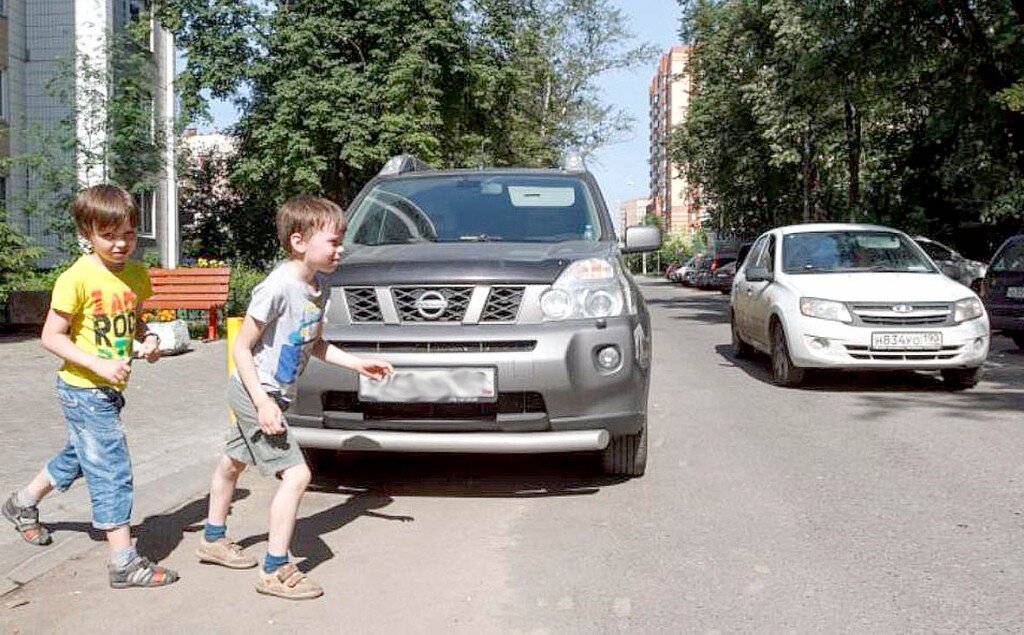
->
xmin=622 ymin=225 xmax=661 ymax=253
xmin=746 ymin=267 xmax=774 ymax=283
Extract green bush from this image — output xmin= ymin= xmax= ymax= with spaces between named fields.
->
xmin=226 ymin=263 xmax=268 ymax=317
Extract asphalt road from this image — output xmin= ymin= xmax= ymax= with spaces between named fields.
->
xmin=3 ymin=279 xmax=1024 ymax=633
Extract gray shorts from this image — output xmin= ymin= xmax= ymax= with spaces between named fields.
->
xmin=225 ymin=376 xmax=305 ymax=476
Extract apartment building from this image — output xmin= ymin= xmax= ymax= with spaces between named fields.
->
xmin=618 ymin=197 xmax=650 ymax=235
xmin=648 ymin=45 xmax=699 ymax=235
xmin=3 ymin=0 xmax=176 ymax=266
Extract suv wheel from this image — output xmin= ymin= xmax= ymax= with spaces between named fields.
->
xmin=601 ymin=417 xmax=647 ymax=477
xmin=942 ymin=367 xmax=982 ymax=390
xmin=770 ymin=322 xmax=805 ymax=387
xmin=1013 ymin=334 xmax=1024 ymax=350
xmin=731 ymin=311 xmax=753 ymax=359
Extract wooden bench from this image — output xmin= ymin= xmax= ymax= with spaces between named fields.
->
xmin=143 ymin=268 xmax=231 ymax=340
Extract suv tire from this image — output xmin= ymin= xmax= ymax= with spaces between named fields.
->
xmin=1013 ymin=334 xmax=1024 ymax=350
xmin=302 ymin=447 xmax=334 ymax=480
xmin=770 ymin=322 xmax=805 ymax=387
xmin=942 ymin=367 xmax=982 ymax=390
xmin=601 ymin=417 xmax=647 ymax=477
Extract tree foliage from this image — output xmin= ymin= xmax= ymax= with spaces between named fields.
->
xmin=672 ymin=0 xmax=1024 ymax=257
xmin=157 ymin=0 xmax=654 ymax=262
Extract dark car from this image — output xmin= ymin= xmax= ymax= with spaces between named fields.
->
xmin=979 ymin=234 xmax=1024 ymax=349
xmin=709 ymin=261 xmax=737 ymax=294
xmin=696 ymin=250 xmax=736 ymax=290
xmin=913 ymin=236 xmax=987 ymax=289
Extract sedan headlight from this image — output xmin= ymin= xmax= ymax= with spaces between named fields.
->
xmin=953 ymin=297 xmax=984 ymax=323
xmin=540 ymin=258 xmax=628 ymax=320
xmin=799 ymin=297 xmax=853 ymax=323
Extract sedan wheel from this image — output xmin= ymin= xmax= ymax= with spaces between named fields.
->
xmin=941 ymin=367 xmax=982 ymax=390
xmin=770 ymin=323 xmax=805 ymax=387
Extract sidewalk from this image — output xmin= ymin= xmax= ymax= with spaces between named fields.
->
xmin=0 ymin=334 xmax=230 ymax=595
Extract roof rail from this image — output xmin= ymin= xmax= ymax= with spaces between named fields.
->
xmin=378 ymin=154 xmax=433 ymax=177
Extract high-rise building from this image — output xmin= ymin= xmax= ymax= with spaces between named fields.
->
xmin=648 ymin=45 xmax=698 ymax=235
xmin=3 ymin=0 xmax=177 ymax=266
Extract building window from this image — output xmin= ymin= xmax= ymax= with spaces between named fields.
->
xmin=137 ymin=191 xmax=155 ymax=237
xmin=0 ymin=70 xmax=7 ymax=121
xmin=0 ymin=1 xmax=6 ymax=17
xmin=0 ymin=177 xmax=7 ymax=212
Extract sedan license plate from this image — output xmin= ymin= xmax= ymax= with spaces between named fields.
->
xmin=871 ymin=332 xmax=943 ymax=351
xmin=359 ymin=367 xmax=496 ymax=403
xmin=1007 ymin=286 xmax=1024 ymax=299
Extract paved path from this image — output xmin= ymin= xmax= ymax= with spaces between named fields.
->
xmin=1 ymin=281 xmax=1023 ymax=633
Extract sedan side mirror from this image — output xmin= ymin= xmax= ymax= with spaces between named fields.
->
xmin=622 ymin=225 xmax=661 ymax=253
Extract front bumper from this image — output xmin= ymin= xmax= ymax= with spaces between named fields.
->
xmin=784 ymin=314 xmax=990 ymax=370
xmin=287 ymin=316 xmax=650 ymax=452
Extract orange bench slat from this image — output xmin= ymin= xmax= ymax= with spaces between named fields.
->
xmin=150 ymin=283 xmax=229 ymax=293
xmin=143 ymin=300 xmax=225 ymax=310
xmin=149 ymin=268 xmax=230 ymax=278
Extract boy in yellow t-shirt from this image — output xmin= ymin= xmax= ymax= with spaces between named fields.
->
xmin=1 ymin=185 xmax=178 ymax=588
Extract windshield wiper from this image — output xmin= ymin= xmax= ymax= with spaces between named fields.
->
xmin=458 ymin=234 xmax=503 ymax=242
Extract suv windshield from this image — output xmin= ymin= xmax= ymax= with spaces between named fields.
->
xmin=346 ymin=174 xmax=603 ymax=245
xmin=991 ymin=239 xmax=1024 ymax=273
xmin=782 ymin=231 xmax=937 ymax=274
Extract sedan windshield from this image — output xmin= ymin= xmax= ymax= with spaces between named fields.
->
xmin=346 ymin=175 xmax=603 ymax=246
xmin=782 ymin=231 xmax=937 ymax=274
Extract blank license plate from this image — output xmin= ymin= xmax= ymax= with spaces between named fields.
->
xmin=1007 ymin=287 xmax=1024 ymax=299
xmin=359 ymin=367 xmax=496 ymax=403
xmin=871 ymin=332 xmax=943 ymax=351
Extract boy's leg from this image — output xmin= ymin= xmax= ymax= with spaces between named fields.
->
xmin=68 ymin=386 xmax=177 ymax=588
xmin=255 ymin=462 xmax=322 ymax=600
xmin=196 ymin=454 xmax=257 ymax=569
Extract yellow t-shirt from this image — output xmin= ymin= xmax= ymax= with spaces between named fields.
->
xmin=50 ymin=256 xmax=153 ymax=390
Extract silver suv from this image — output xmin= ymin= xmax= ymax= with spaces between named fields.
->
xmin=288 ymin=155 xmax=661 ymax=476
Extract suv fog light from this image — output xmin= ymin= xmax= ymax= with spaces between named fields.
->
xmin=596 ymin=345 xmax=622 ymax=371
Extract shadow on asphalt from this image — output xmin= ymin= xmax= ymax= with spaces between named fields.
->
xmin=714 ymin=339 xmax=1024 ymax=414
xmin=45 ymin=488 xmax=251 ymax=564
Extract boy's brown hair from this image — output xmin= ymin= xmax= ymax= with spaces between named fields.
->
xmin=73 ymin=184 xmax=138 ymax=237
xmin=276 ymin=195 xmax=347 ymax=255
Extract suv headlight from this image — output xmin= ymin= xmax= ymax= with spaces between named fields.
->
xmin=953 ymin=297 xmax=984 ymax=323
xmin=541 ymin=258 xmax=629 ymax=320
xmin=799 ymin=297 xmax=853 ymax=323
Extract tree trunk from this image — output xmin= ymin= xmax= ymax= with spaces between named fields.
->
xmin=845 ymin=100 xmax=861 ymax=222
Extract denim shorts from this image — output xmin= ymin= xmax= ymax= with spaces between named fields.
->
xmin=45 ymin=377 xmax=133 ymax=530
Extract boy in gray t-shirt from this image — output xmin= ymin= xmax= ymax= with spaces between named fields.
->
xmin=196 ymin=195 xmax=392 ymax=600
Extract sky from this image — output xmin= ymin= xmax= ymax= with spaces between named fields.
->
xmin=198 ymin=1 xmax=683 ymax=227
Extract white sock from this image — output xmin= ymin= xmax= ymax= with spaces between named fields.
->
xmin=16 ymin=490 xmax=38 ymax=508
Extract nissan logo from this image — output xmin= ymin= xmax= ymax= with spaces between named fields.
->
xmin=892 ymin=304 xmax=914 ymax=313
xmin=415 ymin=291 xmax=449 ymax=319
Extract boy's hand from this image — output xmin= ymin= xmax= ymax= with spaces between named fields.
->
xmin=138 ymin=337 xmax=161 ymax=363
xmin=356 ymin=358 xmax=393 ymax=382
xmin=256 ymin=398 xmax=286 ymax=435
xmin=91 ymin=358 xmax=131 ymax=384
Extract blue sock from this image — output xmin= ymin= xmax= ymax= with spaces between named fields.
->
xmin=263 ymin=552 xmax=288 ymax=574
xmin=204 ymin=522 xmax=226 ymax=543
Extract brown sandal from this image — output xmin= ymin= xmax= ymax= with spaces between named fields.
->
xmin=255 ymin=563 xmax=323 ymax=600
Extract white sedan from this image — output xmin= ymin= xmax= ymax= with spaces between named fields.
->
xmin=730 ymin=223 xmax=990 ymax=389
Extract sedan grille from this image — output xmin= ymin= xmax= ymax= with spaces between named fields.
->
xmin=392 ymin=286 xmax=474 ymax=323
xmin=481 ymin=286 xmax=525 ymax=322
xmin=850 ymin=303 xmax=951 ymax=327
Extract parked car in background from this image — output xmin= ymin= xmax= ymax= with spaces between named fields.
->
xmin=693 ymin=255 xmax=715 ymax=289
xmin=730 ymin=223 xmax=990 ymax=389
xmin=671 ymin=256 xmax=696 ymax=283
xmin=913 ymin=236 xmax=987 ymax=288
xmin=979 ymin=234 xmax=1024 ymax=349
xmin=665 ymin=262 xmax=681 ymax=281
xmin=290 ymin=154 xmax=660 ymax=477
xmin=710 ymin=261 xmax=737 ymax=294
xmin=696 ymin=245 xmax=739 ymax=290
xmin=682 ymin=254 xmax=705 ymax=286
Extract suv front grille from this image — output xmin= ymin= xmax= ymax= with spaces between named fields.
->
xmin=344 ymin=288 xmax=383 ymax=322
xmin=323 ymin=391 xmax=546 ymax=420
xmin=330 ymin=340 xmax=536 ymax=353
xmin=392 ymin=286 xmax=474 ymax=323
xmin=481 ymin=286 xmax=525 ymax=322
